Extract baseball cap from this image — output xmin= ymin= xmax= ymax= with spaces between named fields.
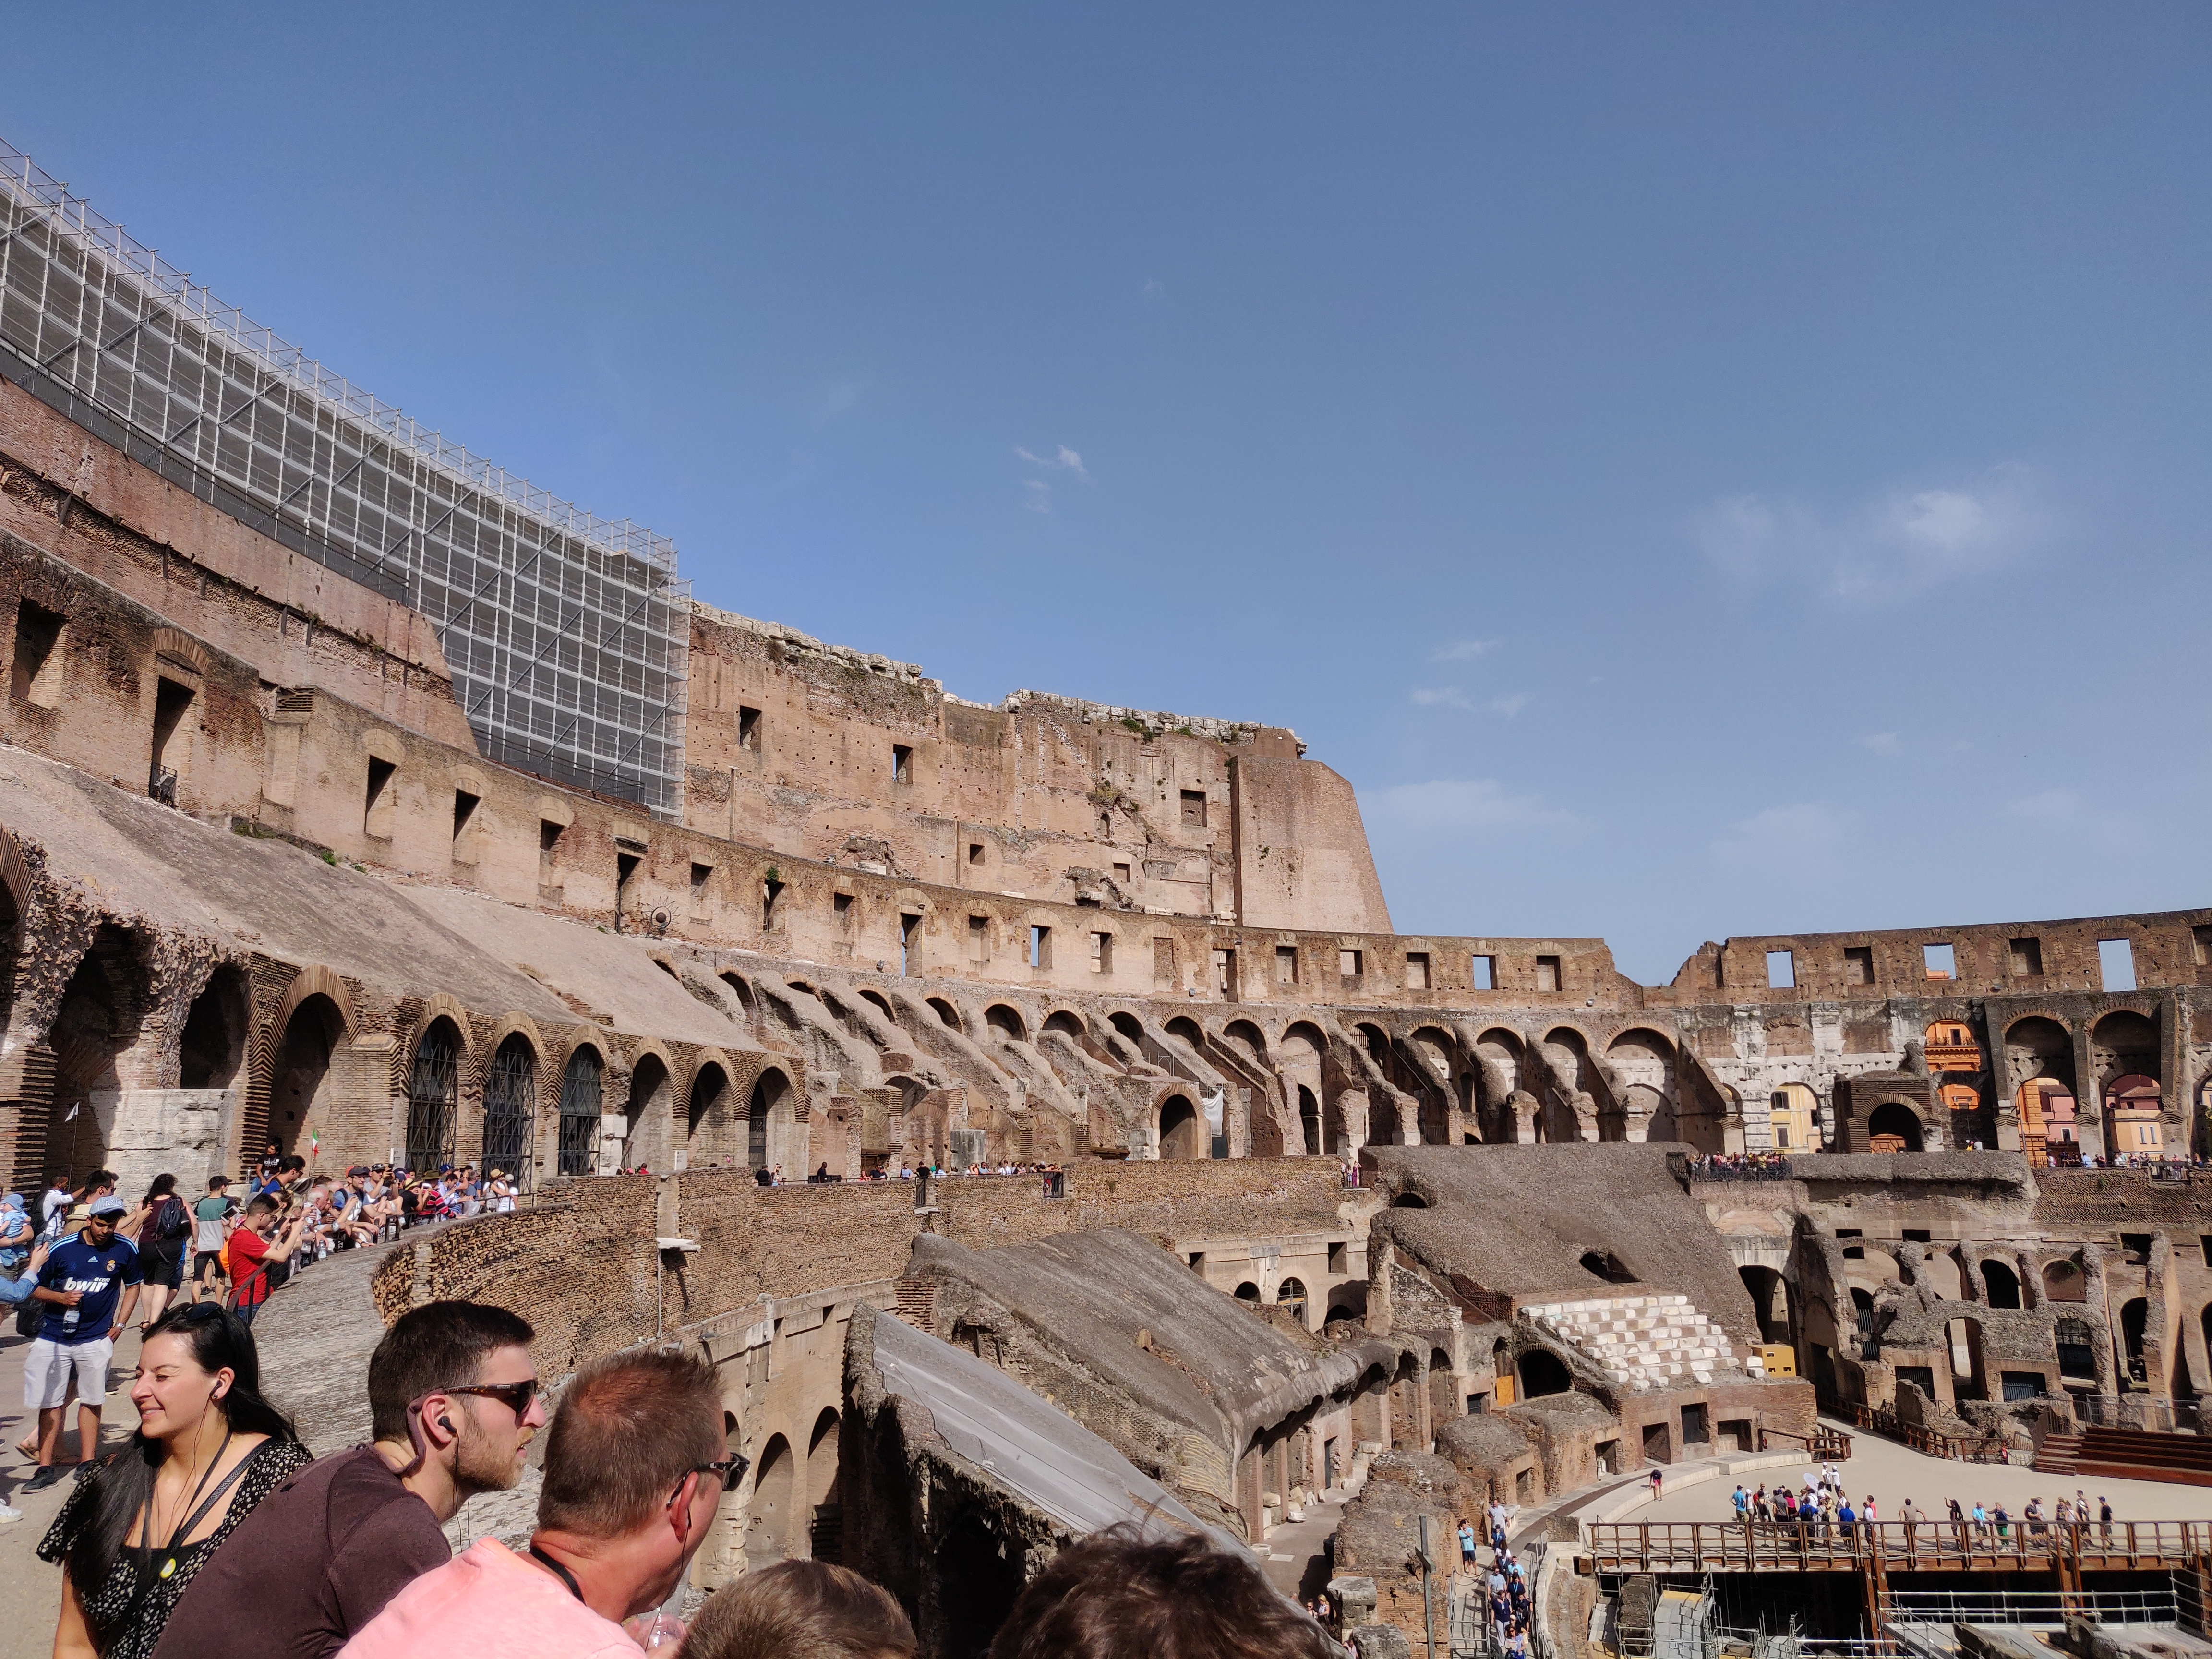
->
xmin=87 ymin=1196 xmax=127 ymax=1218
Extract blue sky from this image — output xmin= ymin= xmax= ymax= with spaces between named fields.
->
xmin=9 ymin=5 xmax=2209 ymax=983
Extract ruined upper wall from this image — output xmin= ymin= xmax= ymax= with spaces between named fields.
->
xmin=684 ymin=599 xmax=1391 ymax=932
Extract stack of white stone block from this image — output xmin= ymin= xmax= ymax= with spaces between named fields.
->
xmin=1518 ymin=1293 xmax=1742 ymax=1392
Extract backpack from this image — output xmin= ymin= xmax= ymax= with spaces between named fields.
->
xmin=155 ymin=1195 xmax=190 ymax=1241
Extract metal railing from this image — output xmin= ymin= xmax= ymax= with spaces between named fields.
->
xmin=1884 ymin=1587 xmax=2181 ymax=1627
xmin=1762 ymin=1422 xmax=1855 ymax=1461
xmin=1686 ymin=1155 xmax=1798 ymax=1182
xmin=2069 ymin=1395 xmax=2212 ymax=1434
xmin=1585 ymin=1518 xmax=2211 ymax=1575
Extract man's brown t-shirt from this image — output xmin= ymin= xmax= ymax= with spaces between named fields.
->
xmin=152 ymin=1445 xmax=449 ymax=1659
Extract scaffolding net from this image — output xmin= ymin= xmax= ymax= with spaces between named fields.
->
xmin=0 ymin=139 xmax=689 ymax=817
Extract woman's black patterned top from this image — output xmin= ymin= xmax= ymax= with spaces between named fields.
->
xmin=37 ymin=1437 xmax=314 ymax=1659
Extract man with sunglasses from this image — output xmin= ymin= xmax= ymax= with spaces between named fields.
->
xmin=337 ymin=1348 xmax=734 ymax=1659
xmin=153 ymin=1299 xmax=542 ymax=1659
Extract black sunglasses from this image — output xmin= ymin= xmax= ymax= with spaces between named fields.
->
xmin=671 ymin=1454 xmax=748 ymax=1506
xmin=433 ymin=1380 xmax=543 ymax=1418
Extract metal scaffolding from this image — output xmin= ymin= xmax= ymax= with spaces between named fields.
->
xmin=0 ymin=138 xmax=690 ymax=817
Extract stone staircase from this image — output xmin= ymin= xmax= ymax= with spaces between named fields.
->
xmin=1520 ymin=1293 xmax=1744 ymax=1392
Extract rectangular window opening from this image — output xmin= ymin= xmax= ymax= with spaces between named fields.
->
xmin=2193 ymin=924 xmax=2212 ymax=967
xmin=11 ymin=600 xmax=64 ymax=709
xmin=1180 ymin=789 xmax=1208 ymax=828
xmin=1275 ymin=945 xmax=1300 ymax=986
xmin=1152 ymin=937 xmax=1176 ymax=985
xmin=1535 ymin=954 xmax=1561 ymax=993
xmin=1923 ymin=942 xmax=1956 ymax=981
xmin=967 ymin=914 xmax=989 ymax=962
xmin=2099 ymin=938 xmax=2136 ymax=992
xmin=1091 ymin=931 xmax=1113 ymax=975
xmin=451 ymin=789 xmax=481 ymax=860
xmin=892 ymin=744 xmax=913 ymax=784
xmin=1213 ymin=948 xmax=1236 ymax=999
xmin=968 ymin=842 xmax=985 ymax=865
xmin=1339 ymin=948 xmax=1363 ymax=981
xmin=150 ymin=676 xmax=194 ymax=790
xmin=690 ymin=862 xmax=714 ymax=905
xmin=1844 ymin=946 xmax=1874 ymax=986
xmin=616 ymin=852 xmax=642 ymax=919
xmin=1765 ymin=949 xmax=1795 ymax=989
xmin=833 ymin=890 xmax=854 ymax=926
xmin=899 ymin=912 xmax=921 ymax=976
xmin=1471 ymin=954 xmax=1495 ymax=991
xmin=363 ymin=757 xmax=398 ymax=838
xmin=2009 ymin=936 xmax=2044 ymax=977
xmin=1030 ymin=925 xmax=1051 ymax=970
xmin=737 ymin=705 xmax=761 ymax=752
xmin=1112 ymin=862 xmax=1132 ymax=886
xmin=1406 ymin=952 xmax=1431 ymax=991
xmin=762 ymin=875 xmax=785 ymax=931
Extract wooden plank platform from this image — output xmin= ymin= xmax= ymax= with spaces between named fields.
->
xmin=1584 ymin=1519 xmax=2211 ymax=1575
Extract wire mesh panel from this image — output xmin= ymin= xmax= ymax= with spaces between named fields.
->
xmin=0 ymin=139 xmax=689 ymax=816
xmin=406 ymin=1024 xmax=459 ymax=1174
xmin=558 ymin=1047 xmax=604 ymax=1178
xmin=481 ymin=1035 xmax=538 ymax=1195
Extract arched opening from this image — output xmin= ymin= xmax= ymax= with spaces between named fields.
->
xmin=177 ymin=965 xmax=248 ymax=1091
xmin=2104 ymin=1073 xmax=2165 ymax=1159
xmin=926 ymin=997 xmax=962 ymax=1030
xmin=1851 ymin=1286 xmax=1877 ymax=1358
xmin=1298 ymin=1085 xmax=1321 ymax=1156
xmin=721 ymin=973 xmax=758 ymax=1022
xmin=1234 ymin=1282 xmax=1261 ymax=1303
xmin=406 ymin=1017 xmax=463 ymax=1174
xmin=2042 ymin=1259 xmax=2086 ymax=1303
xmin=1739 ymin=1265 xmax=1790 ymax=1343
xmin=859 ymin=988 xmax=895 ymax=1022
xmin=1277 ymin=1277 xmax=1308 ymax=1320
xmin=1109 ymin=1010 xmax=1144 ymax=1045
xmin=1224 ymin=1020 xmax=1267 ymax=1064
xmin=269 ymin=992 xmax=345 ymax=1163
xmin=749 ymin=1069 xmax=791 ymax=1171
xmin=686 ymin=1062 xmax=729 ymax=1163
xmin=47 ymin=928 xmax=151 ymax=1179
xmin=985 ymin=1004 xmax=1026 ymax=1044
xmin=807 ymin=1407 xmax=843 ymax=1563
xmin=2121 ymin=1298 xmax=2151 ymax=1387
xmin=1042 ymin=1010 xmax=1084 ymax=1041
xmin=1165 ymin=1015 xmax=1204 ymax=1050
xmin=481 ymin=1034 xmax=539 ymax=1193
xmin=556 ymin=1046 xmax=604 ymax=1177
xmin=1982 ymin=1259 xmax=2022 ymax=1310
xmin=748 ymin=1433 xmax=795 ymax=1565
xmin=784 ymin=978 xmax=817 ymax=998
xmin=1867 ymin=1101 xmax=1923 ymax=1154
xmin=1769 ymin=1082 xmax=1818 ymax=1154
xmin=621 ymin=1053 xmax=670 ymax=1171
xmin=1392 ymin=1190 xmax=1428 ymax=1209
xmin=1158 ymin=1094 xmax=1202 ymax=1160
xmin=1580 ymin=1250 xmax=1637 ymax=1285
xmin=1519 ymin=1349 xmax=1571 ymax=1398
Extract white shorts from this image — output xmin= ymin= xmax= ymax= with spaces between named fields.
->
xmin=24 ymin=1336 xmax=111 ymax=1411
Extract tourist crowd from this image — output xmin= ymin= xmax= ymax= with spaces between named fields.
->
xmin=1728 ymin=1467 xmax=2121 ymax=1548
xmin=0 ymin=1281 xmax=1345 ymax=1659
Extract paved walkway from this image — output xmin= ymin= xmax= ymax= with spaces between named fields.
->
xmin=1636 ymin=1418 xmax=2212 ymax=1526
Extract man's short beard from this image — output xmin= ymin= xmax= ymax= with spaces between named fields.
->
xmin=451 ymin=1410 xmax=525 ymax=1497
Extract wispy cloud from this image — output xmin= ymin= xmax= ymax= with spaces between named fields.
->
xmin=1433 ymin=638 xmax=1496 ymax=661
xmin=2006 ymin=788 xmax=2078 ymax=820
xmin=1016 ymin=444 xmax=1090 ymax=481
xmin=1711 ymin=802 xmax=1856 ymax=868
xmin=1411 ymin=687 xmax=1527 ymax=716
xmin=1858 ymin=732 xmax=1901 ymax=756
xmin=1022 ymin=479 xmax=1054 ymax=515
xmin=1364 ymin=778 xmax=1581 ymax=836
xmin=1695 ymin=466 xmax=2050 ymax=603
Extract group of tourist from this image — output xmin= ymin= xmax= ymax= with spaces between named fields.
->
xmin=5 ymin=1293 xmax=1340 ymax=1659
xmin=1686 ymin=1153 xmax=1796 ymax=1181
xmin=1729 ymin=1471 xmax=2119 ymax=1549
xmin=1461 ymin=1500 xmax=1533 ymax=1655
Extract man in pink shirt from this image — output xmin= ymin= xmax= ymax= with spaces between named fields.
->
xmin=337 ymin=1348 xmax=737 ymax=1659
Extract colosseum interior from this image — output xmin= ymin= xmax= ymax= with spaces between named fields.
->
xmin=2 ymin=142 xmax=2211 ymax=1659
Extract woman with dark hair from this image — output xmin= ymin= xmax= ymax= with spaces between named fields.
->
xmin=127 ymin=1175 xmax=190 ymax=1332
xmin=37 ymin=1301 xmax=308 ymax=1658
